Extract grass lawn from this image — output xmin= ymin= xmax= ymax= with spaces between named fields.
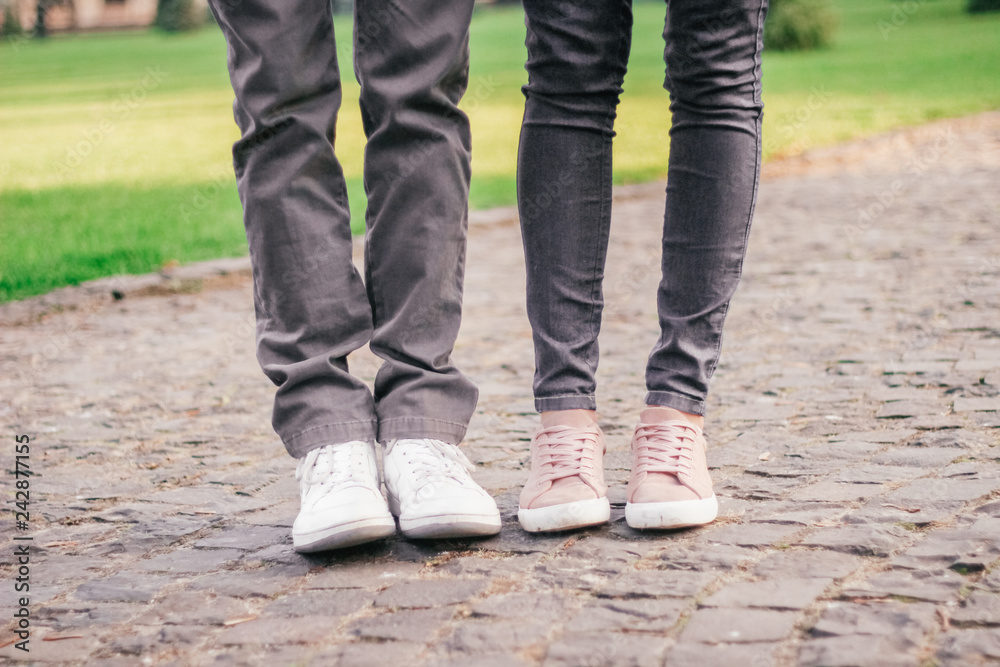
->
xmin=1 ymin=0 xmax=999 ymax=301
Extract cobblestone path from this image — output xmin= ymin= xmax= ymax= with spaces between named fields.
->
xmin=1 ymin=113 xmax=999 ymax=666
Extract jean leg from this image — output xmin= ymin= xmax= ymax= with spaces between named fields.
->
xmin=645 ymin=0 xmax=768 ymax=414
xmin=518 ymin=0 xmax=633 ymax=413
xmin=353 ymin=0 xmax=479 ymax=444
xmin=210 ymin=0 xmax=378 ymax=458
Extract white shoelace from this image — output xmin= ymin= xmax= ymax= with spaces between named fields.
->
xmin=532 ymin=425 xmax=601 ymax=484
xmin=388 ymin=439 xmax=475 ymax=487
xmin=632 ymin=423 xmax=698 ymax=477
xmin=297 ymin=442 xmax=371 ymax=490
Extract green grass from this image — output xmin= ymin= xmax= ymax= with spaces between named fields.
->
xmin=1 ymin=0 xmax=999 ymax=302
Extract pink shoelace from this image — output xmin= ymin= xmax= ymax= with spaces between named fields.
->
xmin=632 ymin=421 xmax=699 ymax=477
xmin=532 ymin=425 xmax=602 ymax=484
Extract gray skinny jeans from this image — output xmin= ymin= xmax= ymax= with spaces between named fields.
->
xmin=518 ymin=0 xmax=768 ymax=415
xmin=210 ymin=0 xmax=478 ymax=458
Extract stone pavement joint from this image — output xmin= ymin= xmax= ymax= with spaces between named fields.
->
xmin=1 ymin=112 xmax=999 ymax=665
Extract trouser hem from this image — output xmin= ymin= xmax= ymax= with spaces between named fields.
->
xmin=534 ymin=395 xmax=598 ymax=413
xmin=284 ymin=421 xmax=379 ymax=459
xmin=644 ymin=391 xmax=705 ymax=417
xmin=377 ymin=417 xmax=468 ymax=446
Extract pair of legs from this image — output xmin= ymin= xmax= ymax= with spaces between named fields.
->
xmin=517 ymin=0 xmax=767 ymax=531
xmin=210 ymin=0 xmax=499 ymax=551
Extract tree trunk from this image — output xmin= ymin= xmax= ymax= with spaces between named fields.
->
xmin=34 ymin=0 xmax=47 ymax=38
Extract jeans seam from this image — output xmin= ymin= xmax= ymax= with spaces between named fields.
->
xmin=585 ymin=2 xmax=630 ymax=386
xmin=702 ymin=0 xmax=767 ymax=385
xmin=379 ymin=416 xmax=468 ymax=427
xmin=536 ymin=393 xmax=598 ymax=400
xmin=647 ymin=389 xmax=700 ymax=401
xmin=646 ymin=389 xmax=706 ymax=413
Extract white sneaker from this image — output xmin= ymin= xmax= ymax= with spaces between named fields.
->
xmin=292 ymin=441 xmax=396 ymax=553
xmin=382 ymin=438 xmax=502 ymax=539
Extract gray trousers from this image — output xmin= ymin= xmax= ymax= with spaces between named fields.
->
xmin=210 ymin=0 xmax=479 ymax=458
xmin=519 ymin=0 xmax=767 ymax=415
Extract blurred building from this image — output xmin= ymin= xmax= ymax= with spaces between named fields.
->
xmin=0 ymin=0 xmax=515 ymax=33
xmin=2 ymin=0 xmax=208 ymax=32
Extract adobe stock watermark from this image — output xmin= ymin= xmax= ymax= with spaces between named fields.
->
xmin=462 ymin=74 xmax=500 ymax=114
xmin=53 ymin=66 xmax=169 ymax=175
xmin=878 ymin=0 xmax=930 ymax=40
xmin=764 ymin=85 xmax=832 ymax=157
xmin=843 ymin=126 xmax=955 ymax=245
xmin=178 ymin=166 xmax=234 ymax=224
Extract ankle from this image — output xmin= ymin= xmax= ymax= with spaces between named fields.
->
xmin=540 ymin=409 xmax=598 ymax=429
xmin=640 ymin=405 xmax=704 ymax=430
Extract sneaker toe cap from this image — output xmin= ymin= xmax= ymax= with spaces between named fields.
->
xmin=297 ymin=486 xmax=389 ymax=526
xmin=399 ymin=485 xmax=498 ymax=520
xmin=521 ymin=476 xmax=601 ymax=509
xmin=630 ymin=473 xmax=705 ymax=504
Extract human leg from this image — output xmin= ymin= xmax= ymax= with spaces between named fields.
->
xmin=354 ymin=0 xmax=479 ymax=445
xmin=210 ymin=0 xmax=396 ymax=551
xmin=516 ymin=0 xmax=633 ymax=532
xmin=628 ymin=0 xmax=767 ymax=530
xmin=645 ymin=0 xmax=768 ymax=414
xmin=518 ymin=0 xmax=633 ymax=414
xmin=210 ymin=0 xmax=378 ymax=458
xmin=353 ymin=0 xmax=499 ymax=537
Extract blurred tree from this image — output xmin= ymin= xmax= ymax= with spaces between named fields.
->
xmin=765 ymin=0 xmax=838 ymax=50
xmin=968 ymin=0 xmax=1000 ymax=12
xmin=34 ymin=0 xmax=46 ymax=37
xmin=2 ymin=1 xmax=25 ymax=38
xmin=155 ymin=0 xmax=202 ymax=32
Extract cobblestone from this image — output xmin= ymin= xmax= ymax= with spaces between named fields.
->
xmin=72 ymin=575 xmax=170 ymax=604
xmin=672 ymin=643 xmax=780 ymax=667
xmin=470 ymin=592 xmax=572 ymax=621
xmin=132 ymin=592 xmax=252 ymax=626
xmin=680 ymin=608 xmax=800 ymax=644
xmin=701 ymin=578 xmax=833 ymax=610
xmin=346 ymin=607 xmax=455 ymax=643
xmin=446 ymin=619 xmax=550 ymax=652
xmin=543 ymin=632 xmax=670 ymax=667
xmin=949 ymin=590 xmax=1000 ymax=626
xmin=571 ymin=597 xmax=687 ymax=632
xmin=798 ymin=524 xmax=915 ymax=557
xmin=935 ymin=629 xmax=1000 ymax=664
xmin=1 ymin=112 xmax=999 ymax=664
xmin=375 ymin=578 xmax=489 ymax=609
xmin=216 ymin=616 xmax=336 ymax=645
xmin=810 ymin=600 xmax=939 ymax=645
xmin=798 ymin=636 xmax=917 ymax=667
xmin=752 ymin=549 xmax=862 ymax=579
xmin=133 ymin=547 xmax=244 ymax=573
xmin=596 ymin=569 xmax=714 ymax=599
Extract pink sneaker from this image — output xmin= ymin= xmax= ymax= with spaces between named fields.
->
xmin=626 ymin=420 xmax=718 ymax=530
xmin=518 ymin=424 xmax=611 ymax=532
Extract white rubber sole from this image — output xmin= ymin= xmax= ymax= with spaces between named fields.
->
xmin=292 ymin=515 xmax=396 ymax=553
xmin=625 ymin=495 xmax=718 ymax=530
xmin=518 ymin=497 xmax=611 ymax=533
xmin=399 ymin=513 xmax=502 ymax=539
